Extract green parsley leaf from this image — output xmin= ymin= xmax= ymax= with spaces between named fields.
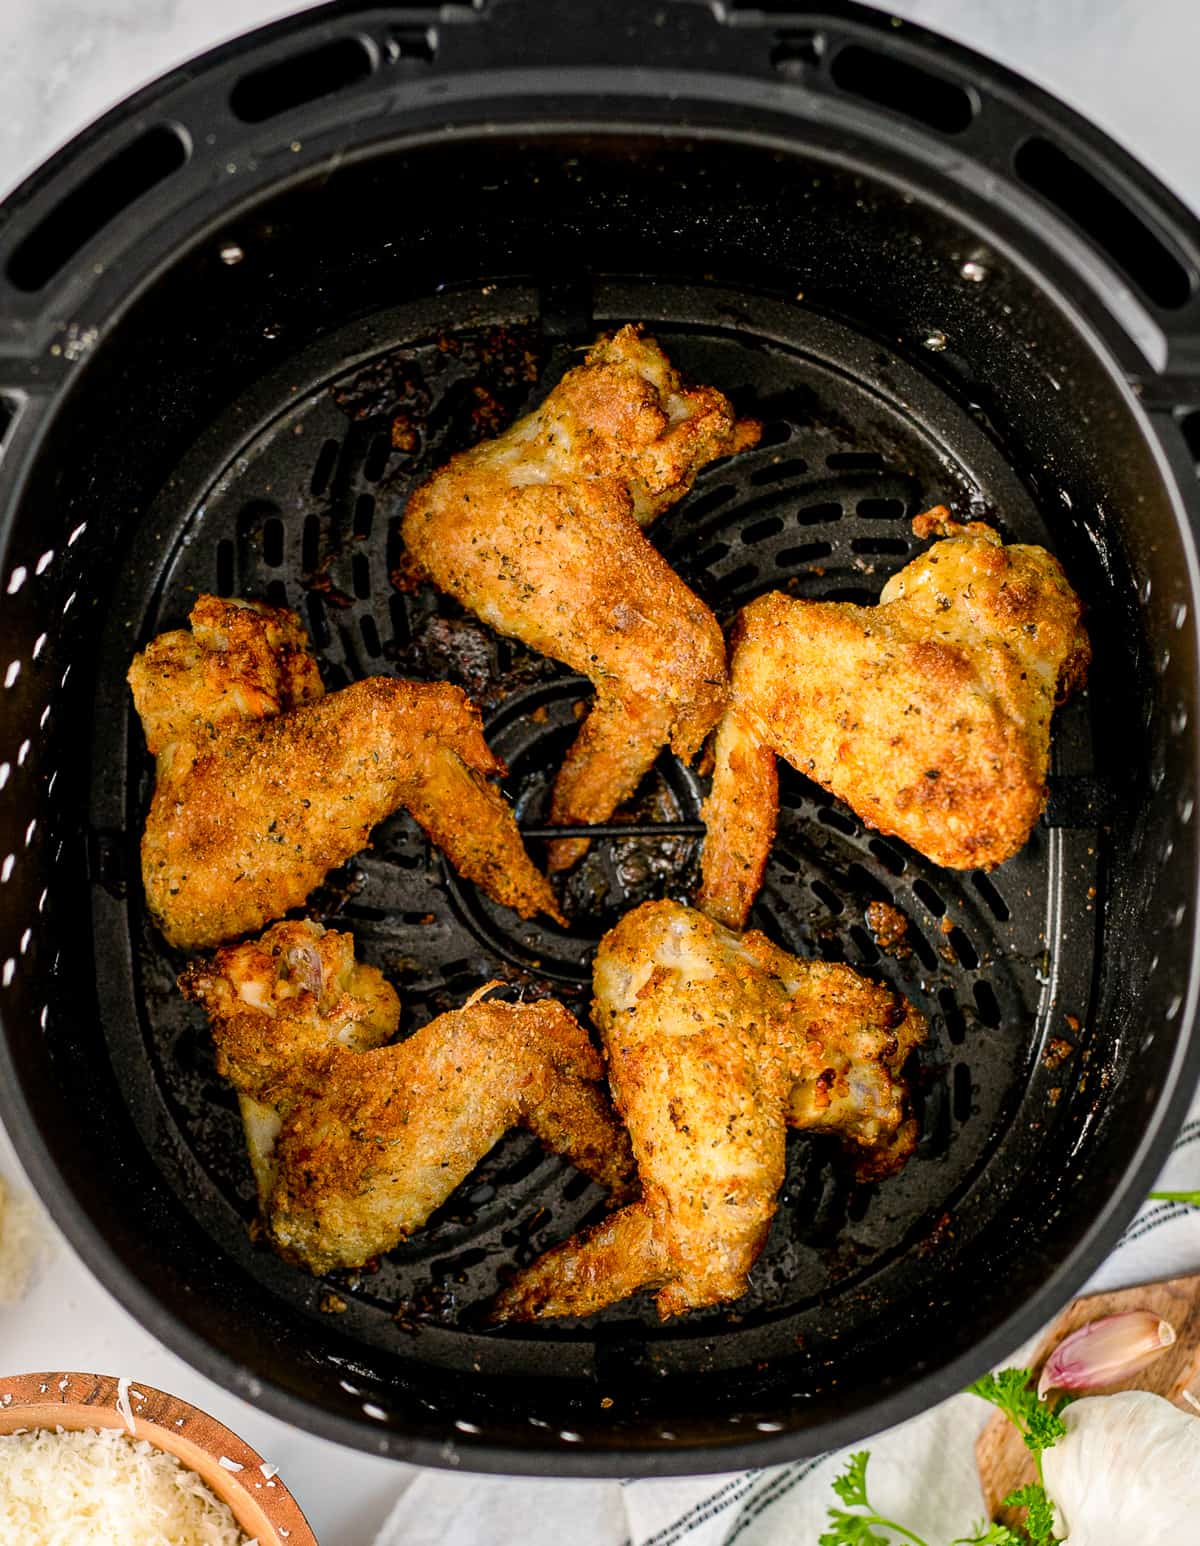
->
xmin=951 ymin=1524 xmax=1025 ymax=1546
xmin=966 ymin=1369 xmax=1066 ymax=1456
xmin=831 ymin=1451 xmax=872 ymax=1510
xmin=819 ymin=1511 xmax=890 ymax=1546
xmin=1002 ymin=1484 xmax=1057 ymax=1546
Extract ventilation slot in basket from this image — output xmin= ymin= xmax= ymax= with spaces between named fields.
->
xmin=389 ymin=27 xmax=437 ymax=63
xmin=1178 ymin=408 xmax=1200 ymax=470
xmin=6 ymin=126 xmax=188 ymax=293
xmin=1014 ymin=136 xmax=1193 ymax=310
xmin=830 ymin=45 xmax=975 ymax=134
xmin=230 ymin=36 xmax=376 ymax=124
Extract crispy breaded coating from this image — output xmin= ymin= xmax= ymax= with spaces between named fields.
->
xmin=128 ymin=595 xmax=325 ymax=756
xmin=402 ymin=324 xmax=760 ymax=871
xmin=182 ymin=922 xmax=635 ymax=1274
xmin=491 ymin=900 xmax=924 ymax=1323
xmin=698 ymin=510 xmax=1091 ymax=927
xmin=180 ymin=919 xmax=400 ymax=1208
xmin=130 ymin=595 xmax=562 ymax=949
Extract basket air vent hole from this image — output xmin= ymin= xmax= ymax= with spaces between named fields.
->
xmin=360 ymin=615 xmax=382 ymax=658
xmin=741 ymin=515 xmax=785 ymax=543
xmin=262 ymin=517 xmax=285 ymax=568
xmin=845 ymin=862 xmax=886 ymax=901
xmin=749 ymin=458 xmax=808 ymax=486
xmin=388 ymin=593 xmax=411 ymax=648
xmin=388 ymin=27 xmax=437 ymax=64
xmin=816 ymin=806 xmax=856 ymax=837
xmin=364 ymin=433 xmax=392 ymax=482
xmin=685 ymin=486 xmax=737 ymax=520
xmin=324 ymin=662 xmax=349 ymax=690
xmin=776 ymin=540 xmax=833 ymax=567
xmin=810 ymin=879 xmax=844 ymax=915
xmin=972 ymin=980 xmax=1001 ymax=1027
xmin=830 ymin=45 xmax=976 ymax=135
xmin=722 ymin=562 xmax=761 ymax=591
xmin=756 ymin=421 xmax=793 ymax=449
xmin=850 ymin=536 xmax=910 ymax=556
xmin=911 ymin=878 xmax=946 ymax=917
xmin=229 ymin=36 xmax=376 ymax=125
xmin=905 ymin=925 xmax=938 ymax=972
xmin=1014 ymin=137 xmax=1193 ymax=310
xmin=302 ymin=514 xmax=321 ymax=573
xmin=694 ymin=542 xmax=731 ymax=569
xmin=945 ymin=926 xmax=979 ymax=969
xmin=970 ymin=871 xmax=1010 ymax=921
xmin=386 ymin=521 xmax=406 ymax=577
xmin=848 ymin=925 xmax=879 ymax=965
xmin=867 ymin=837 xmax=906 ymax=874
xmin=826 ymin=451 xmax=885 ymax=471
xmin=856 ymin=497 xmax=906 ymax=520
xmin=797 ymin=501 xmax=843 ymax=527
xmin=266 ymin=579 xmax=288 ymax=609
xmin=311 ymin=438 xmax=340 ymax=496
xmin=1179 ymin=409 xmax=1200 ymax=470
xmin=952 ymin=1062 xmax=973 ymax=1122
xmin=354 ymin=494 xmax=375 ymax=541
xmin=352 ymin=552 xmax=371 ymax=600
xmin=6 ymin=124 xmax=189 ymax=292
xmin=214 ymin=541 xmax=234 ymax=596
xmin=307 ymin=593 xmax=331 ymax=649
xmin=770 ymin=31 xmax=824 ymax=78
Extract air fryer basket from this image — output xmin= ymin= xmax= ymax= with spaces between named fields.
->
xmin=2 ymin=0 xmax=1200 ymax=1475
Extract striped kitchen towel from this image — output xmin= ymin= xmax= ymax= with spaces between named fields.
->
xmin=374 ymin=1099 xmax=1200 ymax=1546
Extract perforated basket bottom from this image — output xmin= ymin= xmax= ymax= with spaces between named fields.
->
xmin=91 ymin=281 xmax=1100 ymax=1382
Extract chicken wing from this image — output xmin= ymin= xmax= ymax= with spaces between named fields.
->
xmin=130 ymin=595 xmax=562 ymax=950
xmin=491 ymin=899 xmax=924 ymax=1322
xmin=402 ymin=325 xmax=761 ymax=871
xmin=180 ymin=921 xmax=635 ymax=1274
xmin=698 ymin=509 xmax=1091 ymax=927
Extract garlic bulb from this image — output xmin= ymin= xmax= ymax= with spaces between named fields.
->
xmin=1042 ymin=1390 xmax=1200 ymax=1541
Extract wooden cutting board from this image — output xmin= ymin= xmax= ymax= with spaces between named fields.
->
xmin=976 ymin=1273 xmax=1200 ymax=1527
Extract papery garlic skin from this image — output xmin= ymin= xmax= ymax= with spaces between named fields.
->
xmin=1038 ymin=1310 xmax=1176 ymax=1397
xmin=1042 ymin=1391 xmax=1200 ymax=1542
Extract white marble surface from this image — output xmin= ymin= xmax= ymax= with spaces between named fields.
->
xmin=0 ymin=3 xmax=1196 ymax=1543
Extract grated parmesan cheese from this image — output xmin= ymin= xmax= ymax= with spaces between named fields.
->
xmin=0 ymin=1426 xmax=253 ymax=1545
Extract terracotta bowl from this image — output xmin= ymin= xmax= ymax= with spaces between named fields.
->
xmin=0 ymin=1371 xmax=317 ymax=1543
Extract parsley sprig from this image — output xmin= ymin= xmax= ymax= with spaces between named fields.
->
xmin=820 ymin=1369 xmax=1067 ymax=1546
xmin=964 ymin=1370 xmax=1067 ymax=1467
xmin=819 ymin=1451 xmax=933 ymax=1546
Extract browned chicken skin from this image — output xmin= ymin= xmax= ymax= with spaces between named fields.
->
xmin=698 ymin=510 xmax=1091 ymax=928
xmin=491 ymin=900 xmax=925 ymax=1323
xmin=402 ymin=325 xmax=761 ymax=871
xmin=180 ymin=921 xmax=635 ymax=1275
xmin=129 ymin=596 xmax=562 ymax=950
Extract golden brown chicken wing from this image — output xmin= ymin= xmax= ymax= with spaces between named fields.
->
xmin=491 ymin=900 xmax=924 ymax=1323
xmin=130 ymin=596 xmax=562 ymax=950
xmin=181 ymin=921 xmax=635 ymax=1274
xmin=402 ymin=325 xmax=761 ymax=871
xmin=698 ymin=509 xmax=1091 ymax=927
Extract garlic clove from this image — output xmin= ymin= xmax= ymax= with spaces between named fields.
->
xmin=1038 ymin=1310 xmax=1176 ymax=1398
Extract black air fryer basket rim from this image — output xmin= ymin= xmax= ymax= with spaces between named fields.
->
xmin=1 ymin=0 xmax=1199 ymax=1475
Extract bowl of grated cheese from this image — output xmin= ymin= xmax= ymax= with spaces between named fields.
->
xmin=0 ymin=1371 xmax=317 ymax=1545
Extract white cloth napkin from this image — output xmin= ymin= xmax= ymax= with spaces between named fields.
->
xmin=375 ymin=1097 xmax=1200 ymax=1546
